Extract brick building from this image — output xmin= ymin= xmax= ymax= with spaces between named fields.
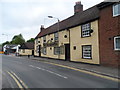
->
xmin=97 ymin=2 xmax=120 ymax=67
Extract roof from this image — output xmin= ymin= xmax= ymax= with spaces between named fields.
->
xmin=4 ymin=44 xmax=20 ymax=49
xmin=35 ymin=3 xmax=100 ymax=39
xmin=19 ymin=42 xmax=34 ymax=49
xmin=97 ymin=2 xmax=115 ymax=9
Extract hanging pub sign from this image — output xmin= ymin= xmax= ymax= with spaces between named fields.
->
xmin=43 ymin=40 xmax=58 ymax=47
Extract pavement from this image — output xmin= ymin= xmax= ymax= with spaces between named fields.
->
xmin=19 ymin=55 xmax=120 ymax=79
xmin=2 ymin=55 xmax=120 ymax=88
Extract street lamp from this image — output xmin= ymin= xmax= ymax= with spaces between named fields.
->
xmin=48 ymin=16 xmax=60 ymax=57
xmin=48 ymin=16 xmax=60 ymax=40
xmin=48 ymin=16 xmax=60 ymax=32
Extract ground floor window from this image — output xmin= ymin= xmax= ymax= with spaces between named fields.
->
xmin=82 ymin=45 xmax=92 ymax=59
xmin=36 ymin=46 xmax=39 ymax=53
xmin=114 ymin=36 xmax=120 ymax=50
xmin=54 ymin=47 xmax=60 ymax=55
xmin=60 ymin=46 xmax=64 ymax=55
xmin=22 ymin=49 xmax=25 ymax=53
xmin=42 ymin=47 xmax=46 ymax=55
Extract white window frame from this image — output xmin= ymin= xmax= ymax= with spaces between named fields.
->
xmin=113 ymin=3 xmax=120 ymax=17
xmin=114 ymin=36 xmax=120 ymax=51
xmin=81 ymin=23 xmax=91 ymax=37
xmin=82 ymin=45 xmax=92 ymax=59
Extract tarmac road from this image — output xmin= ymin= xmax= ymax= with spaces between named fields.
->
xmin=1 ymin=55 xmax=119 ymax=88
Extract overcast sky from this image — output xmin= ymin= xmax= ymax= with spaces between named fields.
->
xmin=0 ymin=0 xmax=104 ymax=44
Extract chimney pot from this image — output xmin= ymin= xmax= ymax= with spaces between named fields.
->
xmin=40 ymin=25 xmax=45 ymax=32
xmin=74 ymin=1 xmax=83 ymax=14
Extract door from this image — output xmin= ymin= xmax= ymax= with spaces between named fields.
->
xmin=32 ymin=50 xmax=34 ymax=56
xmin=65 ymin=44 xmax=70 ymax=61
xmin=39 ymin=45 xmax=41 ymax=57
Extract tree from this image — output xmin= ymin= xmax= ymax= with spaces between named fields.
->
xmin=11 ymin=34 xmax=25 ymax=45
xmin=27 ymin=38 xmax=35 ymax=43
xmin=2 ymin=41 xmax=10 ymax=46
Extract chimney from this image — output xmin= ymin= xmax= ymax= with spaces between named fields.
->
xmin=74 ymin=1 xmax=83 ymax=14
xmin=40 ymin=25 xmax=45 ymax=32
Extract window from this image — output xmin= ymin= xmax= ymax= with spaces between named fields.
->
xmin=42 ymin=47 xmax=46 ymax=55
xmin=114 ymin=36 xmax=120 ymax=50
xmin=73 ymin=46 xmax=76 ymax=50
xmin=113 ymin=3 xmax=120 ymax=17
xmin=36 ymin=39 xmax=38 ymax=44
xmin=54 ymin=47 xmax=60 ymax=55
xmin=82 ymin=45 xmax=92 ymax=59
xmin=81 ymin=23 xmax=91 ymax=37
xmin=43 ymin=36 xmax=46 ymax=43
xmin=54 ymin=32 xmax=58 ymax=41
xmin=60 ymin=46 xmax=64 ymax=55
xmin=36 ymin=46 xmax=39 ymax=53
xmin=22 ymin=49 xmax=25 ymax=53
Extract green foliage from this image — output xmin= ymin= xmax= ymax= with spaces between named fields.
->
xmin=2 ymin=41 xmax=10 ymax=46
xmin=11 ymin=34 xmax=25 ymax=45
xmin=27 ymin=38 xmax=35 ymax=43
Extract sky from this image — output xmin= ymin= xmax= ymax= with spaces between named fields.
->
xmin=0 ymin=0 xmax=104 ymax=44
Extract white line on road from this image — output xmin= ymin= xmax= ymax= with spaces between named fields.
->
xmin=29 ymin=65 xmax=68 ymax=79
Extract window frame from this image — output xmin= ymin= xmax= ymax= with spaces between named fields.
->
xmin=22 ymin=49 xmax=25 ymax=53
xmin=114 ymin=36 xmax=120 ymax=51
xmin=81 ymin=23 xmax=91 ymax=38
xmin=54 ymin=32 xmax=59 ymax=41
xmin=60 ymin=46 xmax=65 ymax=55
xmin=113 ymin=3 xmax=120 ymax=17
xmin=54 ymin=47 xmax=60 ymax=55
xmin=42 ymin=47 xmax=47 ymax=55
xmin=82 ymin=45 xmax=92 ymax=59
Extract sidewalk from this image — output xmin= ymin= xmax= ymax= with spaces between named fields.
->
xmin=22 ymin=56 xmax=120 ymax=79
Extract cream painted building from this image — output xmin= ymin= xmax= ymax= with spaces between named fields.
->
xmin=70 ymin=20 xmax=100 ymax=64
xmin=19 ymin=42 xmax=34 ymax=56
xmin=34 ymin=2 xmax=100 ymax=64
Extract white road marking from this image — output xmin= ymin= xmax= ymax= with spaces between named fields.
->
xmin=29 ymin=65 xmax=68 ymax=79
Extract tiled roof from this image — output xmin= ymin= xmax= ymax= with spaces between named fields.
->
xmin=19 ymin=42 xmax=34 ymax=49
xmin=36 ymin=4 xmax=100 ymax=39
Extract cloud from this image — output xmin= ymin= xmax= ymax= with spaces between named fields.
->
xmin=0 ymin=0 xmax=104 ymax=44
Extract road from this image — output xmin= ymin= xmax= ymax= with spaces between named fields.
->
xmin=1 ymin=54 xmax=119 ymax=88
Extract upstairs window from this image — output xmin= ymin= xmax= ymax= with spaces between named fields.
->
xmin=81 ymin=23 xmax=91 ymax=37
xmin=54 ymin=32 xmax=59 ymax=41
xmin=43 ymin=36 xmax=46 ymax=43
xmin=114 ymin=36 xmax=120 ymax=50
xmin=113 ymin=3 xmax=120 ymax=17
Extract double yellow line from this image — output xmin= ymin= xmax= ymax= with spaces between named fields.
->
xmin=7 ymin=71 xmax=29 ymax=89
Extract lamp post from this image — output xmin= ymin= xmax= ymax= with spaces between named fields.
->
xmin=48 ymin=16 xmax=60 ymax=57
xmin=48 ymin=16 xmax=60 ymax=37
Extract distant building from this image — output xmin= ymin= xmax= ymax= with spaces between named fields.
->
xmin=19 ymin=42 xmax=34 ymax=56
xmin=34 ymin=2 xmax=120 ymax=67
xmin=3 ymin=44 xmax=20 ymax=54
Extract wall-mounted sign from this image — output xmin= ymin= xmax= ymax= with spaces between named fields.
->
xmin=43 ymin=40 xmax=58 ymax=47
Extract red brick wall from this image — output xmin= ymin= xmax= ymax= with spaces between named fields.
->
xmin=98 ymin=4 xmax=120 ymax=67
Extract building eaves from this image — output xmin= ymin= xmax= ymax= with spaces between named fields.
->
xmin=36 ymin=3 xmax=100 ymax=38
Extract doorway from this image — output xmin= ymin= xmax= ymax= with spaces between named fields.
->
xmin=39 ymin=45 xmax=41 ymax=57
xmin=65 ymin=44 xmax=70 ymax=61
